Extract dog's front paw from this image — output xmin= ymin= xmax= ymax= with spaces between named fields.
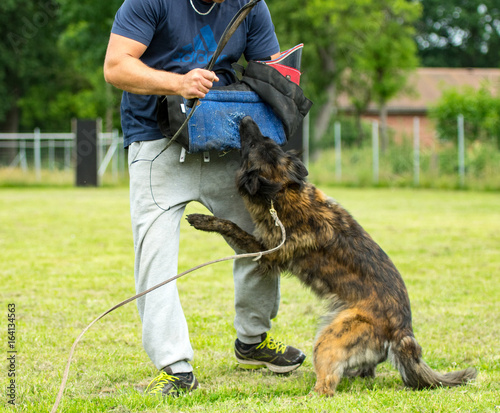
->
xmin=186 ymin=214 xmax=219 ymax=231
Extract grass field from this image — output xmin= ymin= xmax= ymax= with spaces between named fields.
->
xmin=1 ymin=186 xmax=499 ymax=412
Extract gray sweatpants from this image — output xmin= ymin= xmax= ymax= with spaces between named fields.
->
xmin=128 ymin=138 xmax=280 ymax=374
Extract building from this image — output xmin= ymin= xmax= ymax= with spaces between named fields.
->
xmin=339 ymin=68 xmax=500 ymax=146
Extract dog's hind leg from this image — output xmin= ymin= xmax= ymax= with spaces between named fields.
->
xmin=186 ymin=213 xmax=264 ymax=253
xmin=313 ymin=308 xmax=383 ymax=396
xmin=313 ymin=353 xmax=344 ymax=396
xmin=344 ymin=365 xmax=376 ymax=378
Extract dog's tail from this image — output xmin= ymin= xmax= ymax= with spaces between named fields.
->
xmin=389 ymin=336 xmax=477 ymax=389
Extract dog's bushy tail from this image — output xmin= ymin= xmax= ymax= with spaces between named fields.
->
xmin=390 ymin=336 xmax=477 ymax=389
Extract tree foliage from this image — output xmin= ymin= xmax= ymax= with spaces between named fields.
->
xmin=0 ymin=0 xmax=61 ymax=131
xmin=340 ymin=0 xmax=421 ymax=146
xmin=416 ymin=0 xmax=500 ymax=67
xmin=0 ymin=0 xmax=122 ymax=132
xmin=1 ymin=0 xmax=497 ymax=141
xmin=268 ymin=0 xmax=421 ymax=144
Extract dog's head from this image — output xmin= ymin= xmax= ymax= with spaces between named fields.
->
xmin=237 ymin=116 xmax=308 ymax=201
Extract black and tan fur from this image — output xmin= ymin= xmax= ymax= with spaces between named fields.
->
xmin=187 ymin=116 xmax=477 ymax=395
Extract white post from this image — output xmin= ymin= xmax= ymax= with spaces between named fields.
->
xmin=97 ymin=117 xmax=104 ymax=171
xmin=413 ymin=116 xmax=420 ymax=186
xmin=112 ymin=131 xmax=118 ymax=180
xmin=20 ymin=139 xmax=28 ymax=171
xmin=458 ymin=114 xmax=465 ymax=188
xmin=64 ymin=140 xmax=72 ymax=170
xmin=121 ymin=134 xmax=125 ymax=175
xmin=34 ymin=128 xmax=41 ymax=181
xmin=48 ymin=140 xmax=55 ymax=170
xmin=116 ymin=130 xmax=125 ymax=175
xmin=372 ymin=120 xmax=379 ymax=184
xmin=334 ymin=121 xmax=341 ymax=182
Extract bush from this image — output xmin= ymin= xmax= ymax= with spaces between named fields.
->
xmin=430 ymin=85 xmax=500 ymax=148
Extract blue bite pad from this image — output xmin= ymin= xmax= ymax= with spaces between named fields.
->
xmin=185 ymin=90 xmax=286 ymax=153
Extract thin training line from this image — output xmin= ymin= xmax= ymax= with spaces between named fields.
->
xmin=50 ymin=209 xmax=285 ymax=413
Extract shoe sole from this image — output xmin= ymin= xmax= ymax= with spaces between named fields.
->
xmin=235 ymin=357 xmax=303 ymax=374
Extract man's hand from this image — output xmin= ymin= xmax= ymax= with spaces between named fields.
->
xmin=179 ymin=69 xmax=219 ymax=99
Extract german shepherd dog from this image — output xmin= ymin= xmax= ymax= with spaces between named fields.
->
xmin=187 ymin=116 xmax=477 ymax=395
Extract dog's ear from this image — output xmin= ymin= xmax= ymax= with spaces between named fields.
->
xmin=237 ymin=169 xmax=259 ymax=196
xmin=287 ymin=151 xmax=309 ymax=184
xmin=238 ymin=169 xmax=282 ymax=197
xmin=241 ymin=170 xmax=260 ymax=196
xmin=257 ymin=176 xmax=283 ymax=198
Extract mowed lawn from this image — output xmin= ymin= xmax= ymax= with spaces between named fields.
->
xmin=1 ymin=186 xmax=499 ymax=412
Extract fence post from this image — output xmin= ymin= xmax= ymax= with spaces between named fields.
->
xmin=64 ymin=140 xmax=72 ymax=170
xmin=97 ymin=118 xmax=104 ymax=170
xmin=413 ymin=117 xmax=420 ymax=186
xmin=20 ymin=139 xmax=28 ymax=171
xmin=372 ymin=120 xmax=379 ymax=185
xmin=112 ymin=131 xmax=118 ymax=180
xmin=34 ymin=128 xmax=41 ymax=181
xmin=334 ymin=121 xmax=341 ymax=182
xmin=457 ymin=114 xmax=465 ymax=188
xmin=49 ymin=140 xmax=55 ymax=170
xmin=117 ymin=129 xmax=125 ymax=176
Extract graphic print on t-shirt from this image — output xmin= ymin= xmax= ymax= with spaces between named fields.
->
xmin=172 ymin=25 xmax=227 ymax=65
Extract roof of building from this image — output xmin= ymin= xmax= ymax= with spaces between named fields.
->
xmin=339 ymin=67 xmax=500 ymax=115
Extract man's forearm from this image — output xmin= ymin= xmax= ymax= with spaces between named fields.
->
xmin=104 ymin=55 xmax=218 ymax=99
xmin=104 ymin=55 xmax=183 ymax=96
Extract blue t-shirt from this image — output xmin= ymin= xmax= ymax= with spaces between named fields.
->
xmin=111 ymin=0 xmax=280 ymax=146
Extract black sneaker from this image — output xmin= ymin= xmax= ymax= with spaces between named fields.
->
xmin=145 ymin=367 xmax=199 ymax=397
xmin=234 ymin=333 xmax=306 ymax=374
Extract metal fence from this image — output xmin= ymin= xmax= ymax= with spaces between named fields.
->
xmin=2 ymin=114 xmax=499 ymax=190
xmin=326 ymin=114 xmax=500 ymax=190
xmin=0 ymin=129 xmax=126 ymax=181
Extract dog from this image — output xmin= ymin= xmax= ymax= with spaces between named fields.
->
xmin=186 ymin=116 xmax=477 ymax=396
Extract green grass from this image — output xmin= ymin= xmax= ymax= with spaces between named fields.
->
xmin=1 ymin=187 xmax=499 ymax=412
xmin=0 ymin=168 xmax=129 ymax=188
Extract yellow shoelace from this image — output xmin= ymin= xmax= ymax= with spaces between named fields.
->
xmin=145 ymin=371 xmax=177 ymax=394
xmin=256 ymin=335 xmax=287 ymax=354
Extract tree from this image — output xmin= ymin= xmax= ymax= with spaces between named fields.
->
xmin=337 ymin=0 xmax=421 ymax=148
xmin=267 ymin=0 xmax=421 ymax=148
xmin=415 ymin=0 xmax=500 ymax=68
xmin=18 ymin=0 xmax=123 ymax=132
xmin=0 ymin=0 xmax=123 ymax=133
xmin=56 ymin=0 xmax=124 ymax=131
xmin=0 ymin=0 xmax=61 ymax=132
xmin=267 ymin=0 xmax=339 ymax=143
xmin=354 ymin=0 xmax=421 ymax=150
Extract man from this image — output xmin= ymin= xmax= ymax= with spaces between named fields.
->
xmin=104 ymin=0 xmax=305 ymax=396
